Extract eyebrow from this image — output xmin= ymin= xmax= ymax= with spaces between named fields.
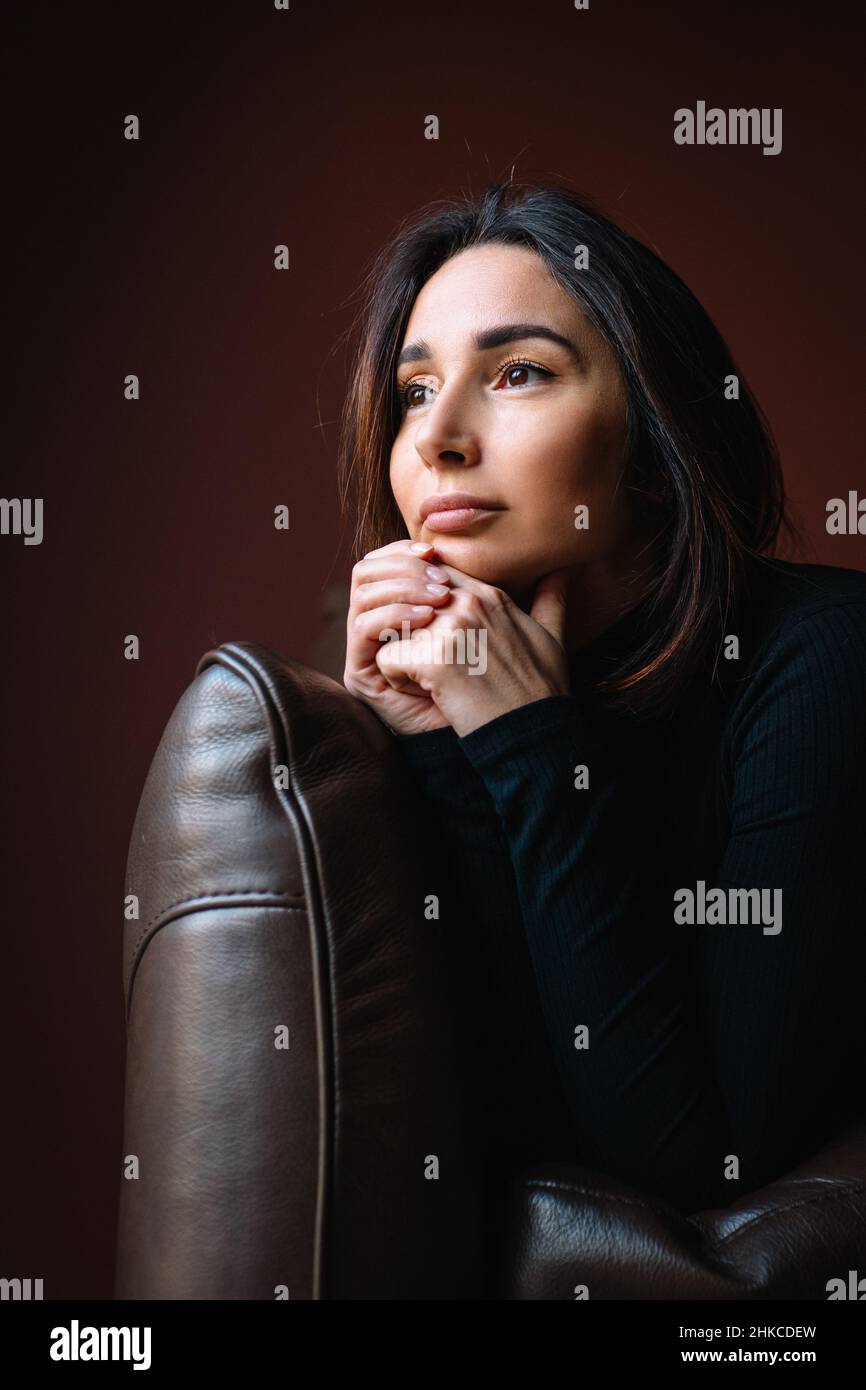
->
xmin=395 ymin=322 xmax=582 ymax=369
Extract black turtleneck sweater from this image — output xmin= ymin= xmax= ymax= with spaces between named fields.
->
xmin=394 ymin=557 xmax=866 ymax=1214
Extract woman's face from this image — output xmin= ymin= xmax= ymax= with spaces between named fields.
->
xmin=388 ymin=243 xmax=645 ymax=607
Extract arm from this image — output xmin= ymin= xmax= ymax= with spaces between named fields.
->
xmin=396 ymin=727 xmax=578 ymax=1158
xmin=694 ymin=600 xmax=866 ymax=1188
xmin=454 ymin=601 xmax=866 ymax=1213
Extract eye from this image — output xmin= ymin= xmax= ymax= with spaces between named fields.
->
xmin=497 ymin=358 xmax=552 ymax=390
xmin=398 ymin=380 xmax=434 ymax=411
xmin=395 ymin=357 xmax=553 ymax=411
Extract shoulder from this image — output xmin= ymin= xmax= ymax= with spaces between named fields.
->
xmin=739 ymin=556 xmax=866 ymax=638
xmin=726 ymin=557 xmax=866 ymax=757
xmin=733 ymin=557 xmax=866 ymax=670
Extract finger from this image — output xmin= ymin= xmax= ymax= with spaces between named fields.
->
xmin=400 ymin=549 xmax=518 ymax=600
xmin=362 ymin=538 xmax=436 ymax=558
xmin=351 ymin=603 xmax=436 ymax=651
xmin=357 ymin=538 xmax=499 ymax=603
xmin=372 ymin=636 xmax=431 ymax=699
xmin=375 ymin=637 xmax=428 ymax=691
xmin=350 ymin=576 xmax=452 ymax=616
xmin=352 ymin=547 xmax=451 ymax=593
xmin=357 ymin=538 xmax=441 ymax=567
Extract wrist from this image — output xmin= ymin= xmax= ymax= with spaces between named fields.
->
xmin=450 ymin=686 xmax=563 ymax=738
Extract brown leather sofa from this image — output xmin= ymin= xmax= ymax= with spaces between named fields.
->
xmin=114 ymin=641 xmax=866 ymax=1299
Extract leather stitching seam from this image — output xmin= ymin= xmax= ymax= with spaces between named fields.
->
xmin=130 ymin=888 xmax=302 ymax=957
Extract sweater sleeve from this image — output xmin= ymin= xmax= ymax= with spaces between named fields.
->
xmin=693 ymin=600 xmax=866 ymax=1190
xmin=455 ymin=600 xmax=866 ymax=1213
xmin=395 ymin=726 xmax=580 ymax=1159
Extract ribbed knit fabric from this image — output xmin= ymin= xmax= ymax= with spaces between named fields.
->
xmin=395 ymin=557 xmax=866 ymax=1214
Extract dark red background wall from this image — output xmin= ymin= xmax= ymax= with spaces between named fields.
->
xmin=2 ymin=0 xmax=864 ymax=1297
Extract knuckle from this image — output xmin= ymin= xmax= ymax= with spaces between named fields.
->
xmin=460 ymin=592 xmax=485 ymax=620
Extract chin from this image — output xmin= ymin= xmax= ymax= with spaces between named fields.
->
xmin=432 ymin=539 xmax=543 ymax=593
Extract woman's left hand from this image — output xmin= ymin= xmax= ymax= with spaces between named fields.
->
xmin=374 ymin=560 xmax=572 ymax=737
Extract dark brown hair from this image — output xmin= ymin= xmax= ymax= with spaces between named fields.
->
xmin=336 ymin=178 xmax=802 ymax=719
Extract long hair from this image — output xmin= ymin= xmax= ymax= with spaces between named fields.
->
xmin=336 ymin=179 xmax=802 ymax=718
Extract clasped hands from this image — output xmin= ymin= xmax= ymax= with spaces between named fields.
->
xmin=343 ymin=537 xmax=572 ymax=738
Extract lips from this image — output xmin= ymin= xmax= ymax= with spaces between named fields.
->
xmin=419 ymin=492 xmax=504 ymax=521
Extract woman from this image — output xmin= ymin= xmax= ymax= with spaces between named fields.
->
xmin=338 ymin=180 xmax=866 ymax=1215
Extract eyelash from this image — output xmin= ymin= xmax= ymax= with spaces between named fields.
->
xmin=395 ymin=356 xmax=553 ymax=410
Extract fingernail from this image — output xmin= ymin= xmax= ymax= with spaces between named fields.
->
xmin=411 ymin=605 xmax=432 ymax=613
xmin=425 ymin=566 xmax=449 ymax=582
xmin=409 ymin=541 xmax=432 ymax=552
xmin=425 ymin=583 xmax=448 ymax=596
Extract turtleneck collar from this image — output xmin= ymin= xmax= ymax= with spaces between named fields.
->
xmin=565 ymin=591 xmax=654 ymax=687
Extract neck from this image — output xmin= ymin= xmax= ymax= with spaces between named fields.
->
xmin=511 ymin=526 xmax=663 ymax=657
xmin=561 ymin=563 xmax=651 ymax=655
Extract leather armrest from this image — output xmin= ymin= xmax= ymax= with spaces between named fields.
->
xmin=114 ymin=641 xmax=486 ymax=1299
xmin=494 ymin=1114 xmax=866 ymax=1299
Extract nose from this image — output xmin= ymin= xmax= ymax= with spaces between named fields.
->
xmin=412 ymin=384 xmax=481 ymax=471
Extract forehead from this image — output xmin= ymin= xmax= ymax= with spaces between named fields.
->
xmin=402 ymin=244 xmax=579 ymax=337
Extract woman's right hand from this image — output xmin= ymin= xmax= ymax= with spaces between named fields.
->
xmin=343 ymin=538 xmax=455 ymax=735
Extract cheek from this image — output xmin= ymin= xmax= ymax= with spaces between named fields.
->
xmin=500 ymin=402 xmax=629 ymax=555
xmin=388 ymin=448 xmax=409 ymax=499
xmin=501 ymin=399 xmax=623 ymax=504
xmin=561 ymin=391 xmax=626 ymax=458
xmin=523 ymin=384 xmax=620 ymax=447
